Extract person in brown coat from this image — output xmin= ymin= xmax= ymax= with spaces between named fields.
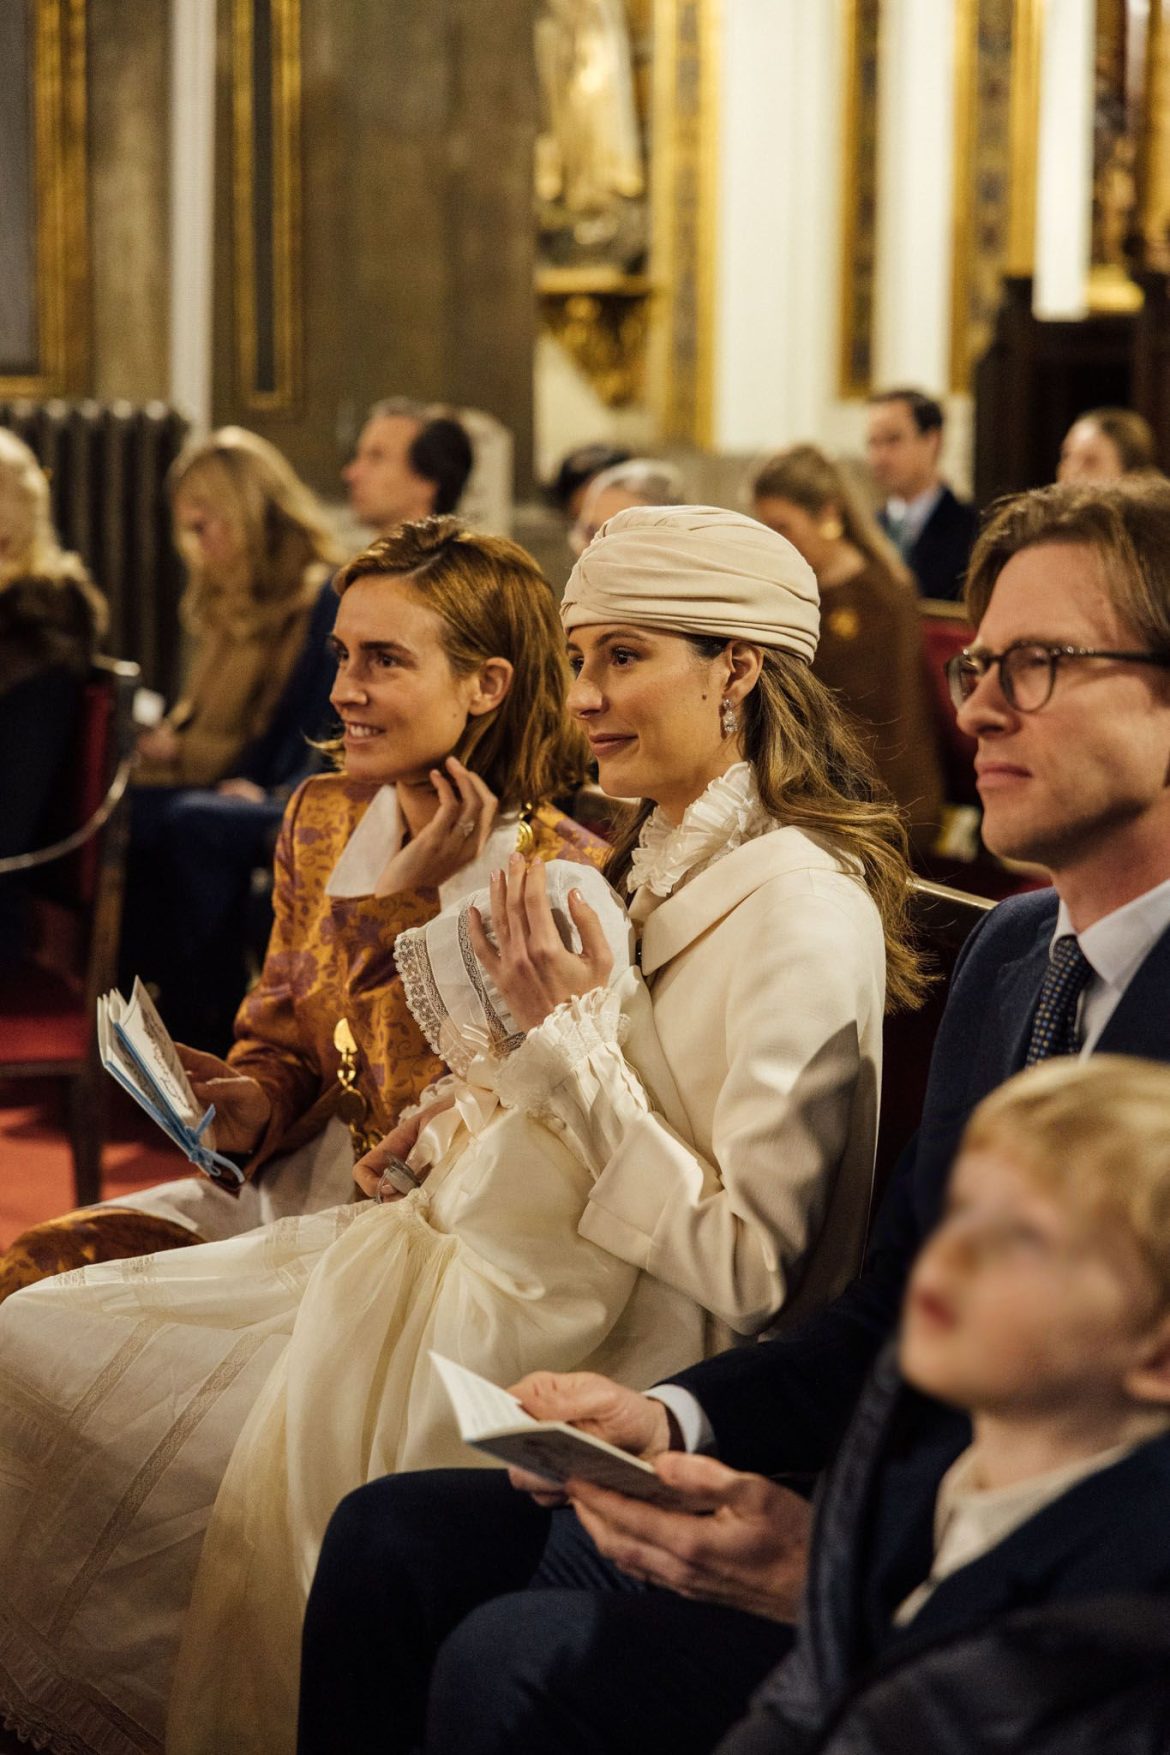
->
xmin=752 ymin=443 xmax=943 ymax=859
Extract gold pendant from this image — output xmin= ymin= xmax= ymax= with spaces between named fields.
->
xmin=515 ymin=805 xmax=536 ymax=858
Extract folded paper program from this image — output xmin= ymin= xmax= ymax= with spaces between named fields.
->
xmin=97 ymin=979 xmax=244 ymax=1189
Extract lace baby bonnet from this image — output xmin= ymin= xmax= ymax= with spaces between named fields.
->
xmin=395 ymin=859 xmax=634 ymax=1078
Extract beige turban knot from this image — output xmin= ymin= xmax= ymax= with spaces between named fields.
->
xmin=560 ymin=504 xmax=820 ymax=662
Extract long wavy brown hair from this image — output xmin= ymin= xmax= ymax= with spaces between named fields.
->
xmin=333 ymin=517 xmax=591 ymax=811
xmin=751 ymin=443 xmax=912 ymax=588
xmin=604 ymin=639 xmax=929 ymax=1012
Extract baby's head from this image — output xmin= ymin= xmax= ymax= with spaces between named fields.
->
xmin=901 ymin=1057 xmax=1170 ymax=1428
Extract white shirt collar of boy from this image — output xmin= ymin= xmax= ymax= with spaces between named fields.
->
xmin=1053 ymin=873 xmax=1170 ymax=1054
xmin=325 ymin=784 xmax=522 ymax=910
xmin=893 ymin=1439 xmax=1138 ymax=1626
xmin=885 ymin=483 xmax=944 ymax=548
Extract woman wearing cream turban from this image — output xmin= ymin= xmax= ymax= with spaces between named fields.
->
xmin=0 ymin=510 xmax=923 ymax=1755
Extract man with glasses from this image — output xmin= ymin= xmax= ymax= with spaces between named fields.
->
xmin=298 ymin=481 xmax=1170 ymax=1755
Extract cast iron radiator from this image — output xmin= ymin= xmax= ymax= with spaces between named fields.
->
xmin=0 ymin=399 xmax=190 ymax=698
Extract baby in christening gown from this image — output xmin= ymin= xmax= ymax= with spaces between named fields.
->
xmin=0 ymin=862 xmax=708 ymax=1755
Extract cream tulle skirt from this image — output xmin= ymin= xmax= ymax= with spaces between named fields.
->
xmin=0 ymin=1104 xmax=708 ymax=1755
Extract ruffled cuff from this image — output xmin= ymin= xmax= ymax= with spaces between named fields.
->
xmin=397 ymin=1072 xmax=462 ymax=1126
xmin=493 ymin=973 xmax=649 ymax=1172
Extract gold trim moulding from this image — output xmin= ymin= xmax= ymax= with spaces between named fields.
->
xmin=536 ymin=267 xmax=655 ymax=297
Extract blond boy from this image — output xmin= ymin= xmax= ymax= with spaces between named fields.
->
xmin=721 ymin=1055 xmax=1170 ymax=1755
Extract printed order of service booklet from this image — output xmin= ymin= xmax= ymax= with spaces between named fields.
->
xmin=97 ymin=978 xmax=244 ymax=1189
xmin=432 ymin=1352 xmax=686 ymax=1508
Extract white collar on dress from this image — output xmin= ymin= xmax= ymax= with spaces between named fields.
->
xmin=325 ymin=784 xmax=523 ymax=908
xmin=627 ymin=762 xmax=774 ymax=903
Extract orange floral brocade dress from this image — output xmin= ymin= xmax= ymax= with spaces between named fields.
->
xmin=0 ymin=774 xmax=607 ymax=1298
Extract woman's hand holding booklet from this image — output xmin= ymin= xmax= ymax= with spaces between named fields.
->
xmin=96 ymin=979 xmax=247 ymax=1189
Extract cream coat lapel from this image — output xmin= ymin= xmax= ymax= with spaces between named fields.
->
xmin=638 ymin=826 xmax=855 ymax=977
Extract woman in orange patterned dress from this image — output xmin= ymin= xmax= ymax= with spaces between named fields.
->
xmin=0 ymin=518 xmax=604 ymax=1295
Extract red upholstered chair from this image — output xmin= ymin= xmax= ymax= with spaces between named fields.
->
xmin=0 ymin=657 xmax=139 ymax=1204
xmin=918 ymin=598 xmax=978 ymax=809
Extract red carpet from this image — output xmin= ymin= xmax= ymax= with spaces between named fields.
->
xmin=0 ymin=1078 xmax=185 ymax=1246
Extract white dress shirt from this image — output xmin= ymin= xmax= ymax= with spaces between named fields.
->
xmin=892 ymin=1439 xmax=1141 ymax=1625
xmin=884 ymin=483 xmax=944 ymax=550
xmin=1056 ymin=875 xmax=1170 ymax=1053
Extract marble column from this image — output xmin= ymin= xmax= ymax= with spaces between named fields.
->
xmin=711 ymin=0 xmax=843 ymax=451
xmin=1033 ymin=0 xmax=1095 ymax=318
xmin=872 ymin=0 xmax=958 ymax=392
xmin=169 ymin=0 xmax=217 ymax=430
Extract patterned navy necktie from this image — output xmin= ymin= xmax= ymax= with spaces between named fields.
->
xmin=1024 ymin=935 xmax=1095 ymax=1066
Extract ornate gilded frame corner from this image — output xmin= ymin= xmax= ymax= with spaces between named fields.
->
xmin=231 ymin=0 xmax=303 ymax=413
xmin=949 ymin=0 xmax=1014 ymax=390
xmin=836 ymin=0 xmax=881 ymax=400
xmin=0 ymin=0 xmax=89 ymax=397
xmin=648 ymin=0 xmax=720 ymax=448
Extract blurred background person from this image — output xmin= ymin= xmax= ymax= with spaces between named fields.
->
xmin=0 ymin=429 xmax=107 ymax=970
xmin=752 ymin=442 xmax=943 ymax=859
xmin=1057 ymin=406 xmax=1159 ymax=484
xmin=546 ymin=442 xmax=633 ymax=525
xmin=865 ymin=388 xmax=978 ymax=601
xmin=343 ymin=398 xmax=474 ymax=537
xmin=122 ymin=427 xmax=344 ymax=1045
xmin=569 ymin=454 xmax=684 ymax=555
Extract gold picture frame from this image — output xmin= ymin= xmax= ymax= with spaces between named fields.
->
xmin=0 ymin=0 xmax=89 ymax=396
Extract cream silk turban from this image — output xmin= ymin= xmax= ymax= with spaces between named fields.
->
xmin=560 ymin=503 xmax=821 ymax=662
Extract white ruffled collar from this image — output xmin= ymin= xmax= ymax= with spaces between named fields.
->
xmin=627 ymin=763 xmax=774 ymax=902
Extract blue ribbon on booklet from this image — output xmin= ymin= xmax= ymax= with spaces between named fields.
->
xmin=96 ymin=980 xmax=246 ymax=1191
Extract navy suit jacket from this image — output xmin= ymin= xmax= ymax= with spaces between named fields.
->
xmin=670 ymin=889 xmax=1170 ymax=1478
xmin=881 ymin=485 xmax=978 ymax=602
xmin=720 ymin=1348 xmax=1170 ymax=1755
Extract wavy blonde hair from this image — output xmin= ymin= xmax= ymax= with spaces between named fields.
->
xmin=168 ymin=427 xmax=342 ymax=635
xmin=0 ymin=427 xmax=108 ymax=637
xmin=332 ymin=517 xmax=591 ymax=811
xmin=0 ymin=428 xmax=75 ymax=580
xmin=605 ymin=640 xmax=929 ymax=1012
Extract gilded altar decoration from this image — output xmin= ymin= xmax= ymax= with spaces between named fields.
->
xmin=535 ymin=0 xmax=656 ymax=411
xmin=536 ymin=0 xmax=648 ymax=270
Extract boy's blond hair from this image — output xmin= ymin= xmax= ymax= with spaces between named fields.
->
xmin=962 ymin=1056 xmax=1170 ymax=1304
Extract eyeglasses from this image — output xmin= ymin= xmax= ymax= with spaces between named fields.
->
xmin=945 ymin=640 xmax=1170 ymax=713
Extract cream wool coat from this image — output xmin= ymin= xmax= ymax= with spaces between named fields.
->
xmin=497 ymin=822 xmax=886 ymax=1345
